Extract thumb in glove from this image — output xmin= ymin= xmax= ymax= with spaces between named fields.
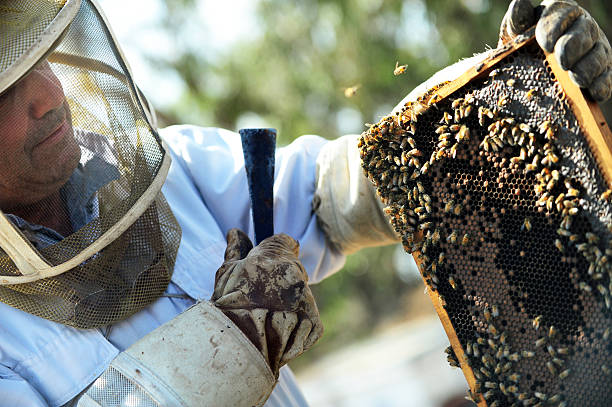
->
xmin=498 ymin=0 xmax=612 ymax=103
xmin=211 ymin=228 xmax=323 ymax=376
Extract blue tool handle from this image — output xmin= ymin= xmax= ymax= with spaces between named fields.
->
xmin=239 ymin=128 xmax=276 ymax=245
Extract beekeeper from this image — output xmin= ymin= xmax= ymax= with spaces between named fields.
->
xmin=0 ymin=0 xmax=609 ymax=406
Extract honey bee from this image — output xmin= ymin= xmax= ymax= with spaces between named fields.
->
xmin=343 ymin=84 xmax=361 ymax=98
xmin=464 ymin=105 xmax=473 ymax=118
xmin=558 ymin=369 xmax=571 ymax=379
xmin=526 ymin=88 xmax=537 ymax=100
xmin=508 ymin=373 xmax=520 ymax=382
xmin=491 ymin=304 xmax=499 ymax=317
xmin=449 ymin=276 xmax=457 ymax=289
xmin=497 ymin=94 xmax=509 ymax=107
xmin=533 ymin=315 xmax=543 ymax=329
xmin=521 ymin=350 xmax=535 ymax=358
xmin=448 ymin=231 xmax=458 ymax=244
xmin=601 ymin=189 xmax=612 ymax=201
xmin=522 ymin=217 xmax=532 ymax=232
xmin=438 ymin=252 xmax=445 ymax=264
xmin=461 ymin=233 xmax=471 ymax=246
xmin=555 ymin=239 xmax=565 ymax=252
xmin=393 ymin=61 xmax=408 ymax=76
xmin=454 ymin=204 xmax=463 ymax=216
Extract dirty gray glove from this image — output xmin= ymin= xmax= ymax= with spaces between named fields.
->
xmin=499 ymin=0 xmax=612 ymax=102
xmin=211 ymin=228 xmax=323 ymax=377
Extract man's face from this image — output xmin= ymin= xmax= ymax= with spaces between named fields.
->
xmin=0 ymin=61 xmax=80 ymax=210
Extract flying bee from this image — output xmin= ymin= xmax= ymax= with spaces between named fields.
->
xmin=394 ymin=61 xmax=408 ymax=76
xmin=343 ymin=84 xmax=361 ymax=98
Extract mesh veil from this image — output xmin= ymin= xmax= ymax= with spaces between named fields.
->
xmin=0 ymin=0 xmax=181 ymax=329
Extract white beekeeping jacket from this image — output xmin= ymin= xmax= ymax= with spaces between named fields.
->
xmin=0 ymin=126 xmax=346 ymax=407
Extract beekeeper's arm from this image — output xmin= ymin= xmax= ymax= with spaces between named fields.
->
xmin=314 ymin=0 xmax=612 ymax=255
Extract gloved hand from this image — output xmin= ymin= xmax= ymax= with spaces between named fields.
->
xmin=499 ymin=0 xmax=612 ymax=102
xmin=211 ymin=228 xmax=323 ymax=377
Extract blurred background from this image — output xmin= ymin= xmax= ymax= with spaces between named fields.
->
xmin=98 ymin=1 xmax=611 ymax=405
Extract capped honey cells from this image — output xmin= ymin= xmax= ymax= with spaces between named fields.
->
xmin=359 ymin=37 xmax=612 ymax=406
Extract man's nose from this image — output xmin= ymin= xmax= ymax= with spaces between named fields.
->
xmin=25 ymin=66 xmax=64 ymax=119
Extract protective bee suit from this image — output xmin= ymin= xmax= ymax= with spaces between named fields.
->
xmin=0 ymin=1 xmax=330 ymax=405
xmin=0 ymin=0 xmax=611 ymax=406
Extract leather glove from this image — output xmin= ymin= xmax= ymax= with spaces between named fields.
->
xmin=499 ymin=0 xmax=612 ymax=102
xmin=211 ymin=228 xmax=323 ymax=377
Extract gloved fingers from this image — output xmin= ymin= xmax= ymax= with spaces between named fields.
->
xmin=588 ymin=69 xmax=612 ymax=103
xmin=280 ymin=318 xmax=313 ymax=366
xmin=536 ymin=1 xmax=584 ymax=53
xmin=211 ymin=264 xmax=230 ymax=301
xmin=223 ymin=228 xmax=253 ymax=262
xmin=567 ymin=42 xmax=609 ymax=88
xmin=249 ymin=233 xmax=300 ymax=260
xmin=303 ymin=315 xmax=324 ymax=351
xmin=269 ymin=311 xmax=299 ymax=372
xmin=211 ymin=261 xmax=250 ymax=302
xmin=499 ymin=0 xmax=536 ymax=44
xmin=213 ymin=289 xmax=252 ymax=309
xmin=554 ymin=14 xmax=600 ymax=70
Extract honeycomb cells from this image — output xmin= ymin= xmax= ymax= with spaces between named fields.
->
xmin=359 ymin=42 xmax=612 ymax=406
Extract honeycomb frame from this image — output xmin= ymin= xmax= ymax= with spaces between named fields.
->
xmin=359 ymin=28 xmax=612 ymax=406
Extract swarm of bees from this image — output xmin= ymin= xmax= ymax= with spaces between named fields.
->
xmin=359 ymin=40 xmax=612 ymax=406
